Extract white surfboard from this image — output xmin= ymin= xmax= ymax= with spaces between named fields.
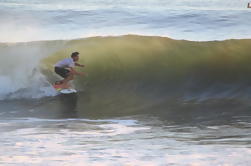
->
xmin=59 ymin=88 xmax=77 ymax=94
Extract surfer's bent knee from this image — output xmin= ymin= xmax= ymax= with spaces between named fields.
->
xmin=67 ymin=72 xmax=74 ymax=80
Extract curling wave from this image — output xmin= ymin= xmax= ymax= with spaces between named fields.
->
xmin=1 ymin=35 xmax=251 ymax=103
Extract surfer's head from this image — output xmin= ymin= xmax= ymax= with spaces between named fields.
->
xmin=71 ymin=52 xmax=79 ymax=61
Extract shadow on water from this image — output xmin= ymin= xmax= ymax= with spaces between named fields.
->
xmin=0 ymin=93 xmax=80 ymax=119
xmin=1 ymin=91 xmax=251 ymax=128
xmin=143 ymin=99 xmax=251 ymax=127
xmin=57 ymin=93 xmax=78 ymax=118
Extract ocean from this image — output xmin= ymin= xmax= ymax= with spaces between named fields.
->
xmin=1 ymin=0 xmax=251 ymax=165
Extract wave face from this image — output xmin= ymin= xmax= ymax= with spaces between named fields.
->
xmin=2 ymin=35 xmax=251 ymax=103
xmin=43 ymin=35 xmax=251 ymax=102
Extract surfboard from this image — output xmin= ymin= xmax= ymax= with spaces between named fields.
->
xmin=53 ymin=82 xmax=77 ymax=94
xmin=59 ymin=88 xmax=77 ymax=94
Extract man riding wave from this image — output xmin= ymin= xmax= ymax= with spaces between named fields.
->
xmin=54 ymin=52 xmax=84 ymax=89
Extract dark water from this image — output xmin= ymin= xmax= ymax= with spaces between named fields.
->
xmin=0 ymin=92 xmax=251 ymax=165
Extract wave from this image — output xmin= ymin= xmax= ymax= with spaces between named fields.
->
xmin=0 ymin=40 xmax=66 ymax=99
xmin=1 ymin=35 xmax=251 ymax=103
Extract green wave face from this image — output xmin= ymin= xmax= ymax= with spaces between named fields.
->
xmin=40 ymin=35 xmax=251 ymax=114
xmin=43 ymin=35 xmax=251 ymax=91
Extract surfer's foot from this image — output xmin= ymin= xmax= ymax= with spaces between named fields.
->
xmin=55 ymin=80 xmax=64 ymax=85
xmin=59 ymin=82 xmax=71 ymax=89
xmin=55 ymin=81 xmax=60 ymax=85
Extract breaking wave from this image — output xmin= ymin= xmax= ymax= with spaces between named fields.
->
xmin=1 ymin=35 xmax=251 ymax=103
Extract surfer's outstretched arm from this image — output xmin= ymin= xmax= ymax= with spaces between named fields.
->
xmin=75 ymin=63 xmax=84 ymax=67
xmin=69 ymin=67 xmax=84 ymax=76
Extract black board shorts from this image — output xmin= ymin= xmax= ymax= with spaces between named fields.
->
xmin=54 ymin=67 xmax=70 ymax=78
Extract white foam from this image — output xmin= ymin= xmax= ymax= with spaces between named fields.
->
xmin=0 ymin=43 xmax=62 ymax=100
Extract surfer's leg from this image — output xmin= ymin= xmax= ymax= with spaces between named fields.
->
xmin=61 ymin=72 xmax=74 ymax=88
xmin=55 ymin=67 xmax=71 ymax=85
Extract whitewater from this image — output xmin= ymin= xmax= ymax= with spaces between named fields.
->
xmin=1 ymin=0 xmax=251 ymax=166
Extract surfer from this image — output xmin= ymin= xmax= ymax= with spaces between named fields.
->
xmin=54 ymin=52 xmax=84 ymax=89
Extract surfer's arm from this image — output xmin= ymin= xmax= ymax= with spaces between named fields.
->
xmin=69 ymin=67 xmax=84 ymax=75
xmin=75 ymin=63 xmax=84 ymax=67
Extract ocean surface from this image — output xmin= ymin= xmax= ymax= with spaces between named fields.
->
xmin=1 ymin=0 xmax=251 ymax=165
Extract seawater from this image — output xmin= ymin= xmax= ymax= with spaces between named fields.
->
xmin=0 ymin=96 xmax=251 ymax=165
xmin=0 ymin=0 xmax=251 ymax=42
xmin=1 ymin=0 xmax=251 ymax=165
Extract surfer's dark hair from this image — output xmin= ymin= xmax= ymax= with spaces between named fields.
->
xmin=71 ymin=52 xmax=79 ymax=58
